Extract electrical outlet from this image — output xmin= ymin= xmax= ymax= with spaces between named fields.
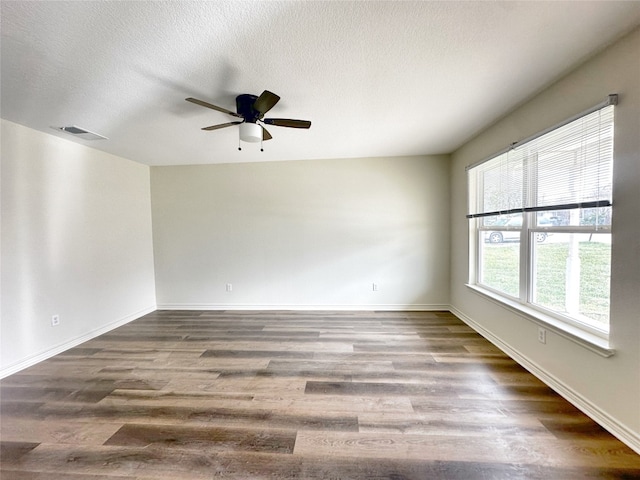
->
xmin=372 ymin=283 xmax=378 ymax=291
xmin=537 ymin=327 xmax=546 ymax=344
xmin=51 ymin=315 xmax=60 ymax=327
xmin=226 ymin=283 xmax=233 ymax=292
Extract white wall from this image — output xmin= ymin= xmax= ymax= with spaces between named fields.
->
xmin=1 ymin=120 xmax=157 ymax=376
xmin=151 ymin=155 xmax=450 ymax=310
xmin=450 ymin=28 xmax=640 ymax=450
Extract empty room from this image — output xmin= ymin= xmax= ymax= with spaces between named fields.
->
xmin=2 ymin=1 xmax=640 ymax=478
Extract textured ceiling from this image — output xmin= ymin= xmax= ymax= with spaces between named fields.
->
xmin=2 ymin=1 xmax=640 ymax=166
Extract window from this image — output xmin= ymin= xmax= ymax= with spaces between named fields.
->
xmin=467 ymin=96 xmax=616 ymax=336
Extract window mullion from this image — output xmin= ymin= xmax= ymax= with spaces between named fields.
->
xmin=520 ymin=151 xmax=535 ymax=303
xmin=519 ymin=214 xmax=529 ymax=303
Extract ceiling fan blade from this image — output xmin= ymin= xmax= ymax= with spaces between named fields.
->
xmin=201 ymin=121 xmax=242 ymax=131
xmin=261 ymin=125 xmax=272 ymax=141
xmin=253 ymin=90 xmax=280 ymax=116
xmin=263 ymin=118 xmax=311 ymax=129
xmin=186 ymin=97 xmax=242 ymax=118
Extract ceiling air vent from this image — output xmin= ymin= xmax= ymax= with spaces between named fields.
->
xmin=55 ymin=125 xmax=108 ymax=140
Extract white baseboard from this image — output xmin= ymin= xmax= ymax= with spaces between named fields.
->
xmin=450 ymin=305 xmax=640 ymax=456
xmin=155 ymin=303 xmax=450 ymax=311
xmin=0 ymin=305 xmax=157 ymax=379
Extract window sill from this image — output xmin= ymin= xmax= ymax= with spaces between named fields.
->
xmin=465 ymin=284 xmax=615 ymax=358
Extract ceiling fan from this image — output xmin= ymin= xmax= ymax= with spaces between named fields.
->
xmin=186 ymin=90 xmax=311 ymax=149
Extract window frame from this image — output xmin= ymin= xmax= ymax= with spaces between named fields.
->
xmin=475 ymin=212 xmax=611 ymax=336
xmin=466 ymin=96 xmax=616 ymax=353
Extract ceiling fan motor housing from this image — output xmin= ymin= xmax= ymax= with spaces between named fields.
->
xmin=236 ymin=94 xmax=260 ymax=123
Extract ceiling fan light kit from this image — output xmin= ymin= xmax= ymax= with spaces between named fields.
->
xmin=186 ymin=90 xmax=311 ymax=151
xmin=239 ymin=122 xmax=262 ymax=143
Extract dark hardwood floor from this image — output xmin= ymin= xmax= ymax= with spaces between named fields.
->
xmin=1 ymin=310 xmax=639 ymax=479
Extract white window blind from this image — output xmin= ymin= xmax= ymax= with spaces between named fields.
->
xmin=467 ymin=98 xmax=615 ymax=219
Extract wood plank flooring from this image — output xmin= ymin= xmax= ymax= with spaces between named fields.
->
xmin=2 ymin=310 xmax=640 ymax=479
